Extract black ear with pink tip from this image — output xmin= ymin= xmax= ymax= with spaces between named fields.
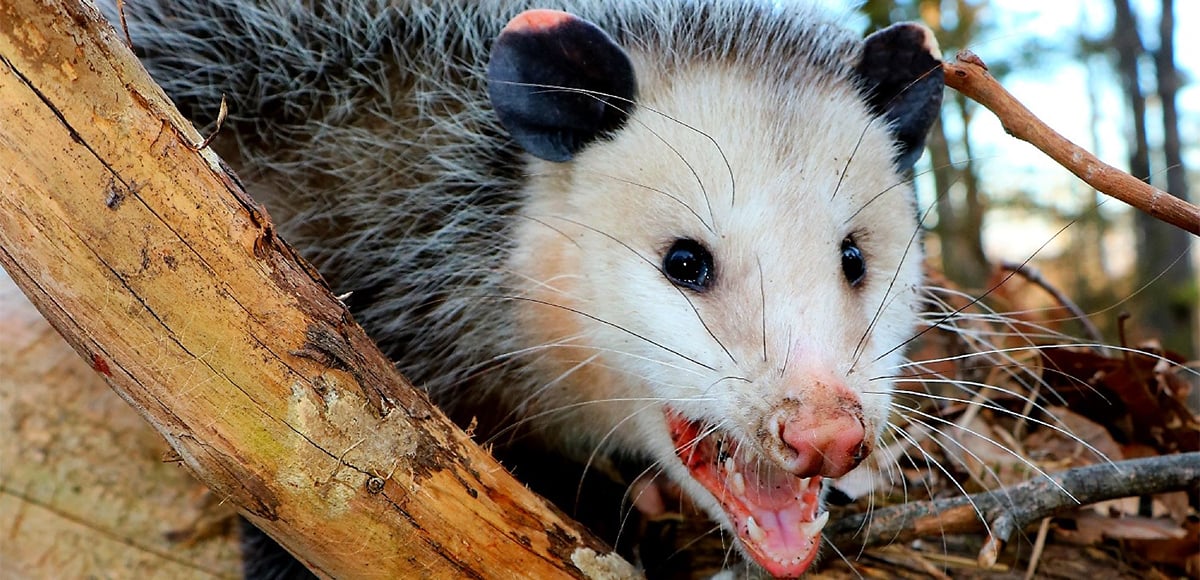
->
xmin=487 ymin=10 xmax=638 ymax=162
xmin=854 ymin=23 xmax=944 ymax=170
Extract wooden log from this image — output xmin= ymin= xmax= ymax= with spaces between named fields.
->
xmin=0 ymin=1 xmax=634 ymax=578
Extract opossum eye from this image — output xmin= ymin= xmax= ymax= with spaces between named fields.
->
xmin=663 ymin=239 xmax=713 ymax=292
xmin=841 ymin=237 xmax=867 ymax=287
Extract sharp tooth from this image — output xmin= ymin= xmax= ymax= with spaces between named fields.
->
xmin=731 ymin=471 xmax=746 ymax=496
xmin=724 ymin=457 xmax=735 ymax=474
xmin=799 ymin=510 xmax=831 ymax=538
xmin=746 ymin=516 xmax=766 ymax=543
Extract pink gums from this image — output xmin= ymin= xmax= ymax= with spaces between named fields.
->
xmin=667 ymin=409 xmax=826 ymax=577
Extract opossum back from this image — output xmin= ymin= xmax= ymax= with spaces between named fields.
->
xmin=115 ymin=1 xmax=533 ymax=413
xmin=113 ymin=0 xmax=868 ymax=415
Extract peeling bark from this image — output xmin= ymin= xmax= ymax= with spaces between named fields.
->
xmin=0 ymin=1 xmax=633 ymax=578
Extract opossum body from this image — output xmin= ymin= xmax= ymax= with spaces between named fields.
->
xmin=114 ymin=1 xmax=942 ymax=576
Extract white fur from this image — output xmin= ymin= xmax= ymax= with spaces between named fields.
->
xmin=511 ymin=55 xmax=923 ymax=525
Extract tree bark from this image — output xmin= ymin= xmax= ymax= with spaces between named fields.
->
xmin=0 ymin=1 xmax=631 ymax=578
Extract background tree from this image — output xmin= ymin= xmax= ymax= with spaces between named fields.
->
xmin=1109 ymin=0 xmax=1195 ymax=356
xmin=863 ymin=0 xmax=1196 ymax=357
xmin=863 ymin=0 xmax=992 ymax=289
xmin=1150 ymin=0 xmax=1196 ymax=355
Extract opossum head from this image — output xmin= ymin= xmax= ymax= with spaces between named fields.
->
xmin=490 ymin=9 xmax=942 ymax=577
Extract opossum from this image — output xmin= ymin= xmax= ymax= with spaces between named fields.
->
xmin=110 ymin=0 xmax=943 ymax=576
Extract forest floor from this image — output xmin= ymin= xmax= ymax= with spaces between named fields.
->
xmin=2 ymin=266 xmax=1195 ymax=579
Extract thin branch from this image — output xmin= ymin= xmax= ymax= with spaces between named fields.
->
xmin=998 ymin=260 xmax=1105 ymax=345
xmin=943 ymin=51 xmax=1200 ymax=236
xmin=827 ymin=452 xmax=1200 ymax=566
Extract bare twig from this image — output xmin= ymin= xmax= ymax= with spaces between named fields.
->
xmin=827 ymin=452 xmax=1200 ymax=566
xmin=998 ymin=260 xmax=1104 ymax=345
xmin=1022 ymin=517 xmax=1051 ymax=580
xmin=944 ymin=51 xmax=1200 ymax=236
xmin=185 ymin=94 xmax=228 ymax=152
xmin=115 ymin=0 xmax=132 ymax=48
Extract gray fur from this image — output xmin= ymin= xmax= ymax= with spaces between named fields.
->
xmin=113 ymin=0 xmax=867 ymax=435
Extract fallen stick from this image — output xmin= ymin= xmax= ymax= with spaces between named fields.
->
xmin=826 ymin=452 xmax=1200 ymax=567
xmin=943 ymin=50 xmax=1200 ymax=236
xmin=998 ymin=260 xmax=1104 ymax=345
xmin=0 ymin=1 xmax=632 ymax=577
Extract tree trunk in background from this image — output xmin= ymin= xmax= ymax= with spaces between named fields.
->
xmin=928 ymin=118 xmax=956 ymax=273
xmin=953 ymin=91 xmax=989 ymax=286
xmin=1077 ymin=52 xmax=1116 ymax=316
xmin=930 ymin=108 xmax=989 ymax=290
xmin=878 ymin=0 xmax=990 ymax=290
xmin=1109 ymin=0 xmax=1186 ymax=353
xmin=1151 ymin=0 xmax=1197 ymax=357
xmin=1109 ymin=0 xmax=1151 ymax=209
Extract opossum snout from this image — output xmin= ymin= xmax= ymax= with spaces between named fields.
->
xmin=765 ymin=389 xmax=871 ymax=478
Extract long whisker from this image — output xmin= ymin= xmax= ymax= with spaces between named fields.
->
xmin=520 ymin=81 xmax=737 ymax=208
xmin=542 ymin=215 xmax=739 ymax=366
xmin=514 ymin=214 xmax=583 ymax=249
xmin=892 ymin=401 xmax=1079 ymax=502
xmin=821 ymin=534 xmax=865 ymax=579
xmin=879 ymin=423 xmax=955 ymax=561
xmin=842 ymin=157 xmax=986 ymax=226
xmin=853 ymin=429 xmax=933 ymax=553
xmin=830 ymin=119 xmax=871 ymax=203
xmin=570 ymin=168 xmax=716 ymax=235
xmin=488 ymin=351 xmax=600 ymax=441
xmin=757 ymin=256 xmax=768 ymax=363
xmin=834 ymin=61 xmax=943 ymax=204
xmin=874 ymin=219 xmax=1078 ymax=364
xmin=780 ymin=327 xmax=794 ymax=378
xmin=442 ymin=314 xmax=713 ymax=399
xmin=576 ymin=400 xmax=661 ymax=510
xmin=884 ymin=421 xmax=992 ymax=537
xmin=615 ymin=463 xmax=669 ymax=548
xmin=851 ymin=192 xmax=938 ymax=366
xmin=486 ymin=294 xmax=720 ymax=372
xmin=492 ymin=335 xmax=709 ymax=379
xmin=897 ymin=343 xmax=1199 ymax=379
xmin=485 ymin=395 xmax=715 ymax=446
xmin=1047 ymin=248 xmax=1190 ymax=322
xmin=886 ymin=385 xmax=1115 ymax=466
xmin=915 ymin=291 xmax=1096 ymax=408
xmin=831 ymin=66 xmax=935 ymax=204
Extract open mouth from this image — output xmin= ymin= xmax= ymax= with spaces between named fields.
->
xmin=665 ymin=407 xmax=827 ymax=578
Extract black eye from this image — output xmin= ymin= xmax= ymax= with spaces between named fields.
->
xmin=662 ymin=238 xmax=714 ymax=291
xmin=841 ymin=237 xmax=867 ymax=287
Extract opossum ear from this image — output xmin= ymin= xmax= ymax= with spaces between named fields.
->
xmin=488 ymin=10 xmax=637 ymax=162
xmin=855 ymin=23 xmax=944 ymax=170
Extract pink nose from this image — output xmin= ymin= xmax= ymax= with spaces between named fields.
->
xmin=779 ymin=410 xmax=868 ymax=478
